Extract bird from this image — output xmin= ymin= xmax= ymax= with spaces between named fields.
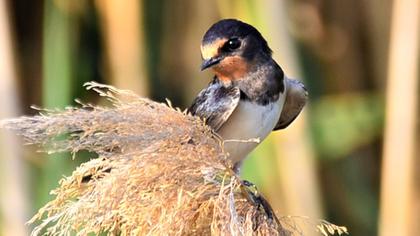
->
xmin=189 ymin=19 xmax=308 ymax=172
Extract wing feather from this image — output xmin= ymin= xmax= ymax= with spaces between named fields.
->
xmin=274 ymin=78 xmax=308 ymax=130
xmin=189 ymin=79 xmax=240 ymax=131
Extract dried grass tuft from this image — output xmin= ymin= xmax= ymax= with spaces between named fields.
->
xmin=1 ymin=82 xmax=347 ymax=235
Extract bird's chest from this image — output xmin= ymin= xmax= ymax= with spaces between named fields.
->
xmin=218 ymin=98 xmax=284 ymax=163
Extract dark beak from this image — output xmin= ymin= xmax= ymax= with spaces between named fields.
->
xmin=200 ymin=57 xmax=222 ymax=71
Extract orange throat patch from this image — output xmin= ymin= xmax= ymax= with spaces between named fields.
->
xmin=213 ymin=55 xmax=250 ymax=82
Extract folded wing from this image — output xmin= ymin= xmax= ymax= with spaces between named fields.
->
xmin=189 ymin=78 xmax=240 ymax=131
xmin=273 ymin=78 xmax=308 ymax=130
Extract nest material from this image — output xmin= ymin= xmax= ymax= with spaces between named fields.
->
xmin=1 ymin=82 xmax=348 ymax=236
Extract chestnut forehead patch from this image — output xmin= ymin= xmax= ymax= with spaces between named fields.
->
xmin=201 ymin=38 xmax=227 ymax=59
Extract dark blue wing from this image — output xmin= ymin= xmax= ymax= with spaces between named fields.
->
xmin=274 ymin=78 xmax=308 ymax=130
xmin=189 ymin=79 xmax=240 ymax=131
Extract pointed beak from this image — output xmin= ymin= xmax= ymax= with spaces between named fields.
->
xmin=200 ymin=57 xmax=222 ymax=71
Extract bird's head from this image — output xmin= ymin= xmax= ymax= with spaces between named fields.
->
xmin=200 ymin=19 xmax=272 ymax=82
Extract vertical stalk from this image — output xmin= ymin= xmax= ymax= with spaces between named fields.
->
xmin=379 ymin=0 xmax=419 ymax=235
xmin=0 ymin=1 xmax=28 ymax=235
xmin=95 ymin=0 xmax=148 ymax=96
xmin=40 ymin=0 xmax=73 ymax=206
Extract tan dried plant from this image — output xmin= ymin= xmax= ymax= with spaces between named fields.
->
xmin=1 ymin=82 xmax=348 ymax=236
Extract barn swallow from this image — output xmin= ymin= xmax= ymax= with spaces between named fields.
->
xmin=189 ymin=19 xmax=308 ymax=171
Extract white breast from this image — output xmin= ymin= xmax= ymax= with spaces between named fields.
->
xmin=218 ymin=94 xmax=285 ymax=164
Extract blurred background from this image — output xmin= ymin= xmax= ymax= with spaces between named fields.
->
xmin=0 ymin=0 xmax=418 ymax=235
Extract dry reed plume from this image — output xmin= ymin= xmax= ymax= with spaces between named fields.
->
xmin=1 ymin=82 xmax=348 ymax=236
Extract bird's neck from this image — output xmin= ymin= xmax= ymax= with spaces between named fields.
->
xmin=232 ymin=59 xmax=285 ymax=105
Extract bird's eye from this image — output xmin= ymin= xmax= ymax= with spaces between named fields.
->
xmin=223 ymin=38 xmax=241 ymax=51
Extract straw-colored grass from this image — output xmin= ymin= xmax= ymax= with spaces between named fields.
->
xmin=1 ymin=82 xmax=347 ymax=235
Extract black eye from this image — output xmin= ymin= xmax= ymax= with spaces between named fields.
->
xmin=223 ymin=38 xmax=241 ymax=51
